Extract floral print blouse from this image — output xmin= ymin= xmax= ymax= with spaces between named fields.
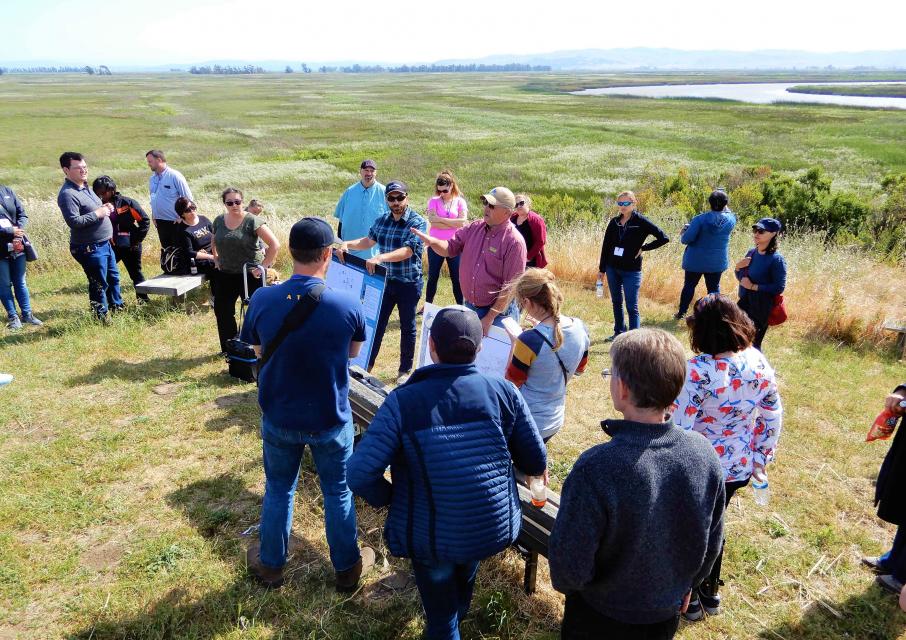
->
xmin=671 ymin=346 xmax=783 ymax=482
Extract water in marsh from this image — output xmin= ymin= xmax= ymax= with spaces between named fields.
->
xmin=572 ymin=81 xmax=906 ymax=109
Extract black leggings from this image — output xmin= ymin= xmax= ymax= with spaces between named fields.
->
xmin=699 ymin=478 xmax=750 ymax=598
xmin=212 ymin=270 xmax=262 ymax=352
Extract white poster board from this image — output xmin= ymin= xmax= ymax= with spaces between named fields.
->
xmin=325 ymin=254 xmax=387 ymax=370
xmin=416 ymin=303 xmax=515 ymax=378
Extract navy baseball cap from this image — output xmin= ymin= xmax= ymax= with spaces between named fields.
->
xmin=385 ymin=180 xmax=409 ymax=195
xmin=753 ymin=217 xmax=781 ymax=232
xmin=289 ymin=217 xmax=336 ymax=250
xmin=360 ymin=159 xmax=377 ymax=169
xmin=430 ymin=305 xmax=483 ymax=363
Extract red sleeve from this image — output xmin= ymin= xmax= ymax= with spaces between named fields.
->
xmin=525 ymin=212 xmax=547 ymax=263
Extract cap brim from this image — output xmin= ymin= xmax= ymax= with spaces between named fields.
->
xmin=481 ymin=194 xmax=499 ymax=206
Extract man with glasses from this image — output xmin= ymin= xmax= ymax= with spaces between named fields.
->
xmin=57 ymin=151 xmax=123 ymax=321
xmin=337 ymin=180 xmax=426 ymax=384
xmin=146 ymin=149 xmax=193 ymax=270
xmin=92 ymin=175 xmax=151 ymax=303
xmin=334 ymin=159 xmax=386 ymax=260
xmin=412 ymin=186 xmax=526 ymax=336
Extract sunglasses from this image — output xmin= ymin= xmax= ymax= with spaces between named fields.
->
xmin=616 ymin=201 xmax=634 ymax=207
xmin=183 ymin=206 xmax=197 ymax=213
xmin=752 ymin=227 xmax=768 ymax=234
xmin=482 ymin=200 xmax=496 ymax=209
xmin=386 ymin=194 xmax=407 ymax=202
xmin=515 ymin=200 xmax=526 ymax=208
xmin=225 ymin=199 xmax=242 ymax=206
xmin=437 ymin=188 xmax=450 ymax=194
xmin=600 ymin=368 xmax=612 ymax=380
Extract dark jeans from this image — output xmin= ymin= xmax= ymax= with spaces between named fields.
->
xmin=212 ymin=269 xmax=262 ymax=352
xmin=259 ymin=417 xmax=360 ymax=572
xmin=113 ymin=245 xmax=148 ymax=301
xmin=69 ymin=241 xmax=123 ymax=317
xmin=698 ymin=478 xmax=749 ymax=599
xmin=738 ymin=293 xmax=772 ymax=351
xmin=677 ymin=270 xmax=722 ymax=316
xmin=463 ymin=299 xmax=520 ymax=327
xmin=561 ymin=593 xmax=680 ymax=640
xmin=425 ymin=248 xmax=462 ymax=305
xmin=368 ymin=278 xmax=421 ymax=374
xmin=154 ymin=219 xmax=183 ymax=252
xmin=879 ymin=526 xmax=906 ymax=582
xmin=0 ymin=253 xmax=31 ymax=318
xmin=412 ymin=558 xmax=480 ymax=640
xmin=604 ymin=265 xmax=642 ymax=334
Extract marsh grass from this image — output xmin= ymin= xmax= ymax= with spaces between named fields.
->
xmin=1 ymin=73 xmax=905 ymax=639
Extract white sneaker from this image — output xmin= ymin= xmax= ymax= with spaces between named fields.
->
xmin=0 ymin=373 xmax=13 ymax=387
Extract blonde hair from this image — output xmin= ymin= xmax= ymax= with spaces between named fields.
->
xmin=507 ymin=268 xmax=565 ymax=349
xmin=617 ymin=190 xmax=636 ymax=203
xmin=515 ymin=193 xmax=532 ymax=209
xmin=435 ymin=170 xmax=461 ymax=198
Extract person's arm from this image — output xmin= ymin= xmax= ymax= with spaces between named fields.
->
xmin=753 ymin=254 xmax=787 ymax=295
xmin=670 ymin=361 xmax=699 ymax=429
xmin=128 ymin=198 xmax=151 ymax=243
xmin=690 ymin=478 xmax=726 ymax=589
xmin=753 ymin=371 xmax=783 ymax=471
xmin=734 ymin=249 xmax=754 ymax=282
xmin=255 ymin=224 xmax=280 ymax=269
xmin=680 ymin=215 xmax=700 ymax=245
xmin=525 ymin=214 xmax=547 ymax=263
xmin=178 ymin=226 xmax=197 ymax=262
xmin=507 ymin=389 xmax=547 ymax=475
xmin=548 ymin=460 xmax=608 ymax=594
xmin=481 ymin=238 xmax=527 ymax=335
xmin=641 ymin=217 xmax=670 ymax=251
xmin=347 ymin=395 xmax=402 ymax=507
xmin=58 ymin=191 xmax=110 ymax=229
xmin=333 ymin=190 xmax=347 ymax=222
xmin=9 ymin=189 xmax=27 ymax=230
xmin=598 ymin=222 xmax=611 ymax=276
xmin=505 ymin=331 xmax=541 ymax=389
xmin=174 ymin=172 xmax=193 ymax=200
xmin=411 ymin=227 xmax=450 ymax=257
xmin=348 ymin=307 xmax=367 ymax=358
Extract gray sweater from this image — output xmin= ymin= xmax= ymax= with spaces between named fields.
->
xmin=58 ymin=179 xmax=112 ymax=246
xmin=549 ymin=419 xmax=725 ymax=625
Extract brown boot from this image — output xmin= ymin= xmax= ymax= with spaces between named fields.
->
xmin=335 ymin=546 xmax=376 ymax=593
xmin=246 ymin=542 xmax=284 ymax=589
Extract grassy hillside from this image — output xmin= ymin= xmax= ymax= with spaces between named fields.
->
xmin=788 ymin=84 xmax=906 ymax=98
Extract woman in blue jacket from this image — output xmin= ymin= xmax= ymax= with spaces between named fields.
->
xmin=0 ymin=184 xmax=42 ymax=330
xmin=674 ymin=190 xmax=736 ymax=319
xmin=735 ymin=218 xmax=787 ymax=350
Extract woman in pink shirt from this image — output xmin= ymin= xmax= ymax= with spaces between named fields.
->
xmin=424 ymin=170 xmax=468 ymax=306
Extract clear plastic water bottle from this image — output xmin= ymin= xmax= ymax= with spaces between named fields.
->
xmin=751 ymin=470 xmax=770 ymax=506
xmin=595 ymin=278 xmax=604 ymax=298
xmin=530 ymin=477 xmax=547 ymax=508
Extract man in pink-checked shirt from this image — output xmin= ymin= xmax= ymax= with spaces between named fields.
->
xmin=412 ymin=186 xmax=526 ymax=335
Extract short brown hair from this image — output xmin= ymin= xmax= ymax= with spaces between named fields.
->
xmin=610 ymin=328 xmax=686 ymax=411
xmin=145 ymin=149 xmax=166 ymax=161
xmin=686 ymin=294 xmax=754 ymax=355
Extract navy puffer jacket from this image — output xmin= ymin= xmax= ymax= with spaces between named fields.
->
xmin=348 ymin=363 xmax=547 ymax=563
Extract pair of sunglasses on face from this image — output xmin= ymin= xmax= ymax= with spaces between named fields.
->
xmin=387 ymin=194 xmax=407 ymax=203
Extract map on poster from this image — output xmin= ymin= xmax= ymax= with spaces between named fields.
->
xmin=416 ymin=303 xmax=514 ymax=378
xmin=326 ymin=253 xmax=386 ymax=370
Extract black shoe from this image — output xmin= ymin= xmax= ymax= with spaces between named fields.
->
xmin=699 ymin=590 xmax=721 ymax=615
xmin=604 ymin=333 xmax=619 ymax=343
xmin=673 ymin=311 xmax=685 ymax=321
xmin=682 ymin=593 xmax=704 ymax=622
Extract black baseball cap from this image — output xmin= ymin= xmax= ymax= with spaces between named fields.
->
xmin=361 ymin=159 xmax=377 ymax=169
xmin=385 ymin=180 xmax=409 ymax=195
xmin=753 ymin=217 xmax=781 ymax=232
xmin=289 ymin=217 xmax=335 ymax=250
xmin=430 ymin=305 xmax=482 ymax=363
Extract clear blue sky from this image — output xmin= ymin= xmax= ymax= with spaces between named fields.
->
xmin=3 ymin=0 xmax=904 ymax=66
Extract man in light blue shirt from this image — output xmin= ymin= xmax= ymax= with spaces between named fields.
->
xmin=146 ymin=149 xmax=193 ymax=263
xmin=334 ymin=159 xmax=386 ymax=259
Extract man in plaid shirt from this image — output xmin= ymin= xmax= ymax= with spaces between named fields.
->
xmin=338 ymin=180 xmax=427 ymax=384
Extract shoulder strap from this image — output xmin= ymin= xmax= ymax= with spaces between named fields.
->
xmin=258 ymin=283 xmax=326 ymax=371
xmin=533 ymin=328 xmax=569 ymax=384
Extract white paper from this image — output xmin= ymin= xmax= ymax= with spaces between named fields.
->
xmin=499 ymin=316 xmax=523 ymax=341
xmin=326 ymin=262 xmax=365 ymax=299
xmin=416 ymin=303 xmax=511 ymax=378
xmin=0 ymin=218 xmax=11 ymax=229
xmin=417 ymin=302 xmax=443 ymax=368
xmin=362 ymin=284 xmax=382 ymax=318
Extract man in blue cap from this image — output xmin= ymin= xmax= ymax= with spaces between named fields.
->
xmin=334 ymin=159 xmax=386 ymax=260
xmin=240 ymin=216 xmax=374 ymax=591
xmin=348 ymin=305 xmax=547 ymax=640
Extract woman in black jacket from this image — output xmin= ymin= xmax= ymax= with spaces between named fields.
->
xmin=597 ymin=191 xmax=669 ymax=341
xmin=864 ymin=383 xmax=906 ymax=596
xmin=0 ymin=184 xmax=41 ymax=330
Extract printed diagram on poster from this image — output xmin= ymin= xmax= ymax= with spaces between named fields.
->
xmin=326 ymin=253 xmax=386 ymax=370
xmin=416 ymin=303 xmax=515 ymax=378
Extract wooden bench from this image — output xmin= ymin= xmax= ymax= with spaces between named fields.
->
xmin=882 ymin=320 xmax=906 ymax=359
xmin=135 ymin=273 xmax=207 ymax=309
xmin=348 ymin=365 xmax=560 ymax=594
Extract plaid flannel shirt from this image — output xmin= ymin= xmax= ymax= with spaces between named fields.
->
xmin=368 ymin=207 xmax=427 ymax=283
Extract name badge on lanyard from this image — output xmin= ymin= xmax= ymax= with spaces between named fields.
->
xmin=613 ymin=247 xmax=624 ymax=256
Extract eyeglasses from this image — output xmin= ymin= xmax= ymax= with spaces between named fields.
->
xmin=515 ymin=201 xmax=525 ymax=208
xmin=616 ymin=201 xmax=634 ymax=207
xmin=752 ymin=227 xmax=767 ymax=234
xmin=186 ymin=206 xmax=197 ymax=212
xmin=600 ymin=369 xmax=613 ymax=380
xmin=225 ymin=199 xmax=242 ymax=206
xmin=437 ymin=188 xmax=450 ymax=194
xmin=386 ymin=194 xmax=407 ymax=202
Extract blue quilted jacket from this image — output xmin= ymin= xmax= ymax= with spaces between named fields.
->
xmin=348 ymin=363 xmax=547 ymax=563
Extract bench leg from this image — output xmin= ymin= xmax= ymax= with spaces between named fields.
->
xmin=523 ymin=549 xmax=538 ymax=595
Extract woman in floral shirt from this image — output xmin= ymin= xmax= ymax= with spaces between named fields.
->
xmin=672 ymin=293 xmax=783 ymax=621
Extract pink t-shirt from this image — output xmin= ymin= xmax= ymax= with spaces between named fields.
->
xmin=426 ymin=195 xmax=467 ymax=241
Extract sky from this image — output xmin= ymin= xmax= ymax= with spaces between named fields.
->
xmin=2 ymin=0 xmax=905 ymax=66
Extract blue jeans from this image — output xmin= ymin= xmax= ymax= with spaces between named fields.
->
xmin=369 ymin=278 xmax=422 ymax=373
xmin=0 ymin=253 xmax=31 ymax=318
xmin=464 ymin=299 xmax=520 ymax=328
xmin=412 ymin=559 xmax=481 ymax=640
xmin=677 ymin=270 xmax=722 ymax=316
xmin=426 ymin=248 xmax=463 ymax=305
xmin=604 ymin=265 xmax=642 ymax=334
xmin=879 ymin=526 xmax=906 ymax=582
xmin=69 ymin=241 xmax=123 ymax=317
xmin=259 ymin=417 xmax=360 ymax=572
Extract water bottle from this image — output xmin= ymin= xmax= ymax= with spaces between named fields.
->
xmin=190 ymin=258 xmax=198 ymax=275
xmin=595 ymin=278 xmax=604 ymax=298
xmin=751 ymin=470 xmax=770 ymax=506
xmin=530 ymin=477 xmax=547 ymax=508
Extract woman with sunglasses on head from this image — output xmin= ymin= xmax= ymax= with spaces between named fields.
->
xmin=210 ymin=187 xmax=280 ymax=352
xmin=734 ymin=217 xmax=786 ymax=351
xmin=597 ymin=190 xmax=669 ymax=341
xmin=424 ymin=170 xmax=467 ymax=307
xmin=511 ymin=194 xmax=548 ymax=269
xmin=672 ymin=293 xmax=783 ymax=622
xmin=175 ymin=197 xmax=216 ymax=276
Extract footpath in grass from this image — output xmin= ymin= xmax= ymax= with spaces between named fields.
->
xmin=1 ymin=266 xmax=905 ymax=639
